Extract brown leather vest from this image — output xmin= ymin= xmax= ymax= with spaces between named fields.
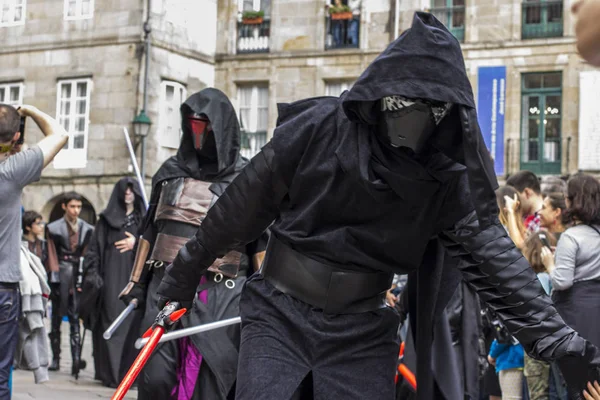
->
xmin=150 ymin=177 xmax=242 ymax=278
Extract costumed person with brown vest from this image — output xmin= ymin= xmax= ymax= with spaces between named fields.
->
xmin=79 ymin=177 xmax=145 ymax=388
xmin=118 ymin=88 xmax=268 ymax=400
xmin=153 ymin=13 xmax=600 ymax=400
xmin=46 ymin=191 xmax=94 ymax=376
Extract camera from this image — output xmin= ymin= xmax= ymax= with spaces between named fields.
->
xmin=539 ymin=232 xmax=552 ymax=249
xmin=16 ymin=117 xmax=26 ymax=145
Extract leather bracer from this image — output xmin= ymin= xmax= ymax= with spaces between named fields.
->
xmin=439 ymin=211 xmax=592 ymax=361
xmin=119 ymin=237 xmax=150 ymax=298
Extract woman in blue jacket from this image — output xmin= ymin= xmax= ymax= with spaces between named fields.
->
xmin=488 ymin=338 xmax=525 ymax=399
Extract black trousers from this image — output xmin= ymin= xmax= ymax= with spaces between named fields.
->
xmin=235 ymin=274 xmax=400 ymax=400
xmin=49 ymin=262 xmax=81 ymax=361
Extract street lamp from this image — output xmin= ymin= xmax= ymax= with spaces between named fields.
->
xmin=132 ymin=109 xmax=152 ymax=181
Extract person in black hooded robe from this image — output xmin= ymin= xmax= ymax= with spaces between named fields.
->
xmin=118 ymin=88 xmax=268 ymax=400
xmin=80 ymin=177 xmax=145 ymax=388
xmin=154 ymin=13 xmax=600 ymax=400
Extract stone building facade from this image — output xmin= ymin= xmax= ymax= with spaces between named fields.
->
xmin=0 ymin=0 xmax=217 ymax=223
xmin=215 ymin=0 xmax=598 ymax=181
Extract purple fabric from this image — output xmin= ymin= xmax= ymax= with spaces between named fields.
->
xmin=172 ymin=276 xmax=209 ymax=400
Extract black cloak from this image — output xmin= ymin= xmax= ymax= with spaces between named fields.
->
xmin=80 ymin=177 xmax=145 ymax=387
xmin=137 ymin=88 xmax=267 ymax=400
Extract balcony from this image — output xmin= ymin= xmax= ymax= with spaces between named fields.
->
xmin=522 ymin=1 xmax=563 ymax=39
xmin=325 ymin=11 xmax=360 ymax=50
xmin=430 ymin=6 xmax=465 ymax=42
xmin=237 ymin=19 xmax=270 ymax=54
xmin=240 ymin=130 xmax=267 ymax=159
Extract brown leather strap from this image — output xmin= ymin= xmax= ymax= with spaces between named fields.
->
xmin=150 ymin=233 xmax=189 ymax=264
xmin=130 ymin=237 xmax=150 ymax=283
xmin=208 ymin=251 xmax=242 ymax=278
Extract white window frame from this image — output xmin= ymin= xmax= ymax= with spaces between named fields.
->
xmin=0 ymin=82 xmax=24 ymax=105
xmin=237 ymin=84 xmax=268 ymax=133
xmin=64 ymin=0 xmax=94 ymax=21
xmin=238 ymin=0 xmax=262 ymax=12
xmin=0 ymin=0 xmax=26 ymax=27
xmin=53 ymin=78 xmax=92 ymax=169
xmin=159 ymin=80 xmax=187 ymax=149
xmin=325 ymin=80 xmax=354 ymax=96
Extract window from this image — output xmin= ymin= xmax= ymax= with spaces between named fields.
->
xmin=238 ymin=84 xmax=268 ymax=159
xmin=159 ymin=81 xmax=187 ymax=149
xmin=325 ymin=81 xmax=354 ymax=96
xmin=64 ymin=0 xmax=93 ymax=20
xmin=522 ymin=0 xmax=563 ymax=39
xmin=54 ymin=78 xmax=92 ymax=169
xmin=520 ymin=72 xmax=562 ymax=175
xmin=325 ymin=0 xmax=361 ymax=50
xmin=0 ymin=82 xmax=23 ymax=105
xmin=1 ymin=0 xmax=25 ymax=26
xmin=430 ymin=0 xmax=465 ymax=42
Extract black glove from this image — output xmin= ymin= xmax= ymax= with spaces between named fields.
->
xmin=555 ymin=338 xmax=600 ymax=399
xmin=156 ymin=237 xmax=215 ymax=312
xmin=118 ymin=281 xmax=147 ymax=309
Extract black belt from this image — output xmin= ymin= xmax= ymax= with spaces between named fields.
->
xmin=260 ymin=236 xmax=393 ymax=314
xmin=0 ymin=282 xmax=19 ymax=289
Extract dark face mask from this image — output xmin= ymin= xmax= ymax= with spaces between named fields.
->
xmin=377 ymin=96 xmax=451 ymax=153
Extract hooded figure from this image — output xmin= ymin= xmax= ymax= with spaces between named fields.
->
xmin=79 ymin=177 xmax=145 ymax=388
xmin=155 ymin=13 xmax=600 ymax=400
xmin=119 ymin=88 xmax=269 ymax=400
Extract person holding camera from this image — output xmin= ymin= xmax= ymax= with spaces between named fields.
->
xmin=0 ymin=103 xmax=70 ymax=398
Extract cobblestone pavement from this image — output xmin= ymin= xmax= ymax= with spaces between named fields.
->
xmin=12 ymin=321 xmax=138 ymax=399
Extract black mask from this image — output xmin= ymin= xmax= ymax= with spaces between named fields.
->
xmin=377 ymin=96 xmax=452 ymax=153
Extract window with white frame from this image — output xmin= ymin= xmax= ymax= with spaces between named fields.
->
xmin=159 ymin=81 xmax=187 ymax=149
xmin=238 ymin=84 xmax=268 ymax=159
xmin=239 ymin=0 xmax=271 ymax=14
xmin=1 ymin=0 xmax=25 ymax=26
xmin=64 ymin=0 xmax=93 ymax=20
xmin=325 ymin=81 xmax=354 ymax=96
xmin=53 ymin=78 xmax=91 ymax=169
xmin=0 ymin=82 xmax=23 ymax=105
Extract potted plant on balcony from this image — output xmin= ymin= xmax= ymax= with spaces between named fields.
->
xmin=241 ymin=10 xmax=264 ymax=25
xmin=329 ymin=5 xmax=352 ymax=20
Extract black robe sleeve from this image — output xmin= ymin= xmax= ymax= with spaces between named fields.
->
xmin=79 ymin=218 xmax=107 ymax=330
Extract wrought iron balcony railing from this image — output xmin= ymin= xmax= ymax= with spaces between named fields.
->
xmin=522 ymin=1 xmax=563 ymax=39
xmin=325 ymin=13 xmax=360 ymax=50
xmin=237 ymin=19 xmax=270 ymax=54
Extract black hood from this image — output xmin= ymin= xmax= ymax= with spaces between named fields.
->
xmin=341 ymin=12 xmax=498 ymax=227
xmin=101 ymin=177 xmax=145 ymax=229
xmin=176 ymin=88 xmax=241 ymax=180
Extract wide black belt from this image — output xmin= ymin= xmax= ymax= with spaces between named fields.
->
xmin=260 ymin=235 xmax=393 ymax=314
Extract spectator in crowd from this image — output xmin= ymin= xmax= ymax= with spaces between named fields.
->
xmin=487 ymin=336 xmax=525 ymax=400
xmin=522 ymin=231 xmax=557 ymax=400
xmin=539 ymin=192 xmax=568 ymax=241
xmin=542 ymin=174 xmax=600 ymax=350
xmin=572 ymin=0 xmax=600 ymax=67
xmin=21 ymin=211 xmax=49 ymax=275
xmin=496 ymin=186 xmax=527 ymax=249
xmin=348 ymin=0 xmax=361 ymax=45
xmin=0 ymin=103 xmax=70 ymax=398
xmin=584 ymin=381 xmax=600 ymax=400
xmin=541 ymin=176 xmax=567 ymax=196
xmin=507 ymin=171 xmax=544 ymax=234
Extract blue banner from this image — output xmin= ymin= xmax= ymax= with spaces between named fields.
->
xmin=477 ymin=66 xmax=506 ymax=176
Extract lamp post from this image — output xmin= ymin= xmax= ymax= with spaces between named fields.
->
xmin=132 ymin=109 xmax=152 ymax=181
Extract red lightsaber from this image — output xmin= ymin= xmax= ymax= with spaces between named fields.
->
xmin=395 ymin=341 xmax=417 ymax=391
xmin=111 ymin=302 xmax=187 ymax=400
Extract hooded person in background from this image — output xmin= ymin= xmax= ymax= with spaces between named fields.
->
xmin=118 ymin=88 xmax=269 ymax=400
xmin=79 ymin=177 xmax=145 ymax=388
xmin=154 ymin=13 xmax=600 ymax=400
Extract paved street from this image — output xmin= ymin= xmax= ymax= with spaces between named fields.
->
xmin=12 ymin=321 xmax=137 ymax=399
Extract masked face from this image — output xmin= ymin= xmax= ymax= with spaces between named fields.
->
xmin=185 ymin=113 xmax=212 ymax=151
xmin=377 ymin=95 xmax=452 ymax=153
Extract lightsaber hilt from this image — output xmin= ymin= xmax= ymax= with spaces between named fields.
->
xmin=103 ymin=301 xmax=137 ymax=340
xmin=134 ymin=316 xmax=241 ymax=349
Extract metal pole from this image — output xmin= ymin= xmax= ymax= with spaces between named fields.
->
xmin=140 ymin=0 xmax=151 ymax=183
xmin=123 ymin=128 xmax=149 ymax=208
xmin=134 ymin=317 xmax=242 ymax=349
xmin=394 ymin=0 xmax=400 ymax=39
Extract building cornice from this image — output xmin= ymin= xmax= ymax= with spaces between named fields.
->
xmin=0 ymin=34 xmax=142 ymax=55
xmin=151 ymin=38 xmax=215 ymax=65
